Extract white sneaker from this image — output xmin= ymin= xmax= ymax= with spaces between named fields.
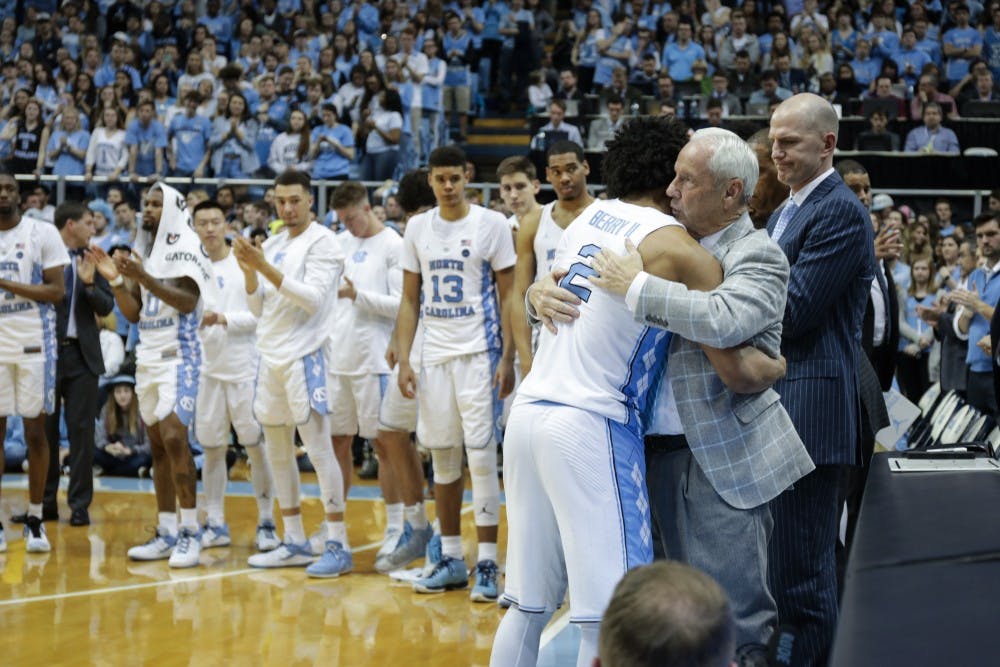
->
xmin=247 ymin=541 xmax=315 ymax=568
xmin=168 ymin=528 xmax=202 ymax=568
xmin=200 ymin=522 xmax=231 ymax=548
xmin=23 ymin=516 xmax=51 ymax=553
xmin=376 ymin=527 xmax=403 ymax=559
xmin=255 ymin=520 xmax=281 ymax=552
xmin=0 ymin=523 xmax=7 ymax=553
xmin=127 ymin=528 xmax=177 ymax=561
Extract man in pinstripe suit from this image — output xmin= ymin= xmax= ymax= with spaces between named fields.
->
xmin=765 ymin=94 xmax=875 ymax=665
xmin=589 ymin=129 xmax=815 ymax=664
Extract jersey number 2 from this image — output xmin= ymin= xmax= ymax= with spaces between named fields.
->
xmin=557 ymin=244 xmax=602 ymax=302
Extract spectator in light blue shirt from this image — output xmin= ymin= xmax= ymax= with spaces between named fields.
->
xmin=310 ymin=103 xmax=356 ymax=179
xmin=866 ymin=12 xmax=900 ymax=60
xmin=904 ymin=102 xmax=961 ymax=153
xmin=943 ymin=5 xmax=984 ymax=85
xmin=850 ymin=38 xmax=883 ymax=88
xmin=892 ymin=28 xmax=933 ymax=87
xmin=125 ymin=100 xmax=168 ymax=179
xmin=197 ymin=0 xmax=233 ymax=52
xmin=338 ymin=0 xmax=381 ymax=52
xmin=46 ymin=106 xmax=90 ymax=178
xmin=167 ymin=90 xmax=212 ymax=177
xmin=662 ymin=19 xmax=705 ymax=82
xmin=914 ymin=18 xmax=942 ymax=67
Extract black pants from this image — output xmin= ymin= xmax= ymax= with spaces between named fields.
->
xmin=44 ymin=343 xmax=98 ymax=512
xmin=966 ymin=370 xmax=997 ymax=417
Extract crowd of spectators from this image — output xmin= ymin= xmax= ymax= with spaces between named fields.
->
xmin=0 ymin=0 xmax=524 ymax=186
xmin=527 ymin=0 xmax=1000 ymax=153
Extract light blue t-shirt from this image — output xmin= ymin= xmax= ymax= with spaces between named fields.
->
xmin=47 ymin=129 xmax=90 ymax=176
xmin=943 ymin=26 xmax=983 ymax=83
xmin=663 ymin=41 xmax=706 ymax=82
xmin=125 ymin=118 xmax=168 ymax=176
xmin=311 ymin=122 xmax=355 ymax=178
xmin=168 ymin=113 xmax=212 ymax=174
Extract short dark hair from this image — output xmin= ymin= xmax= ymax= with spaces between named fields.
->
xmin=331 ymin=181 xmax=369 ymax=209
xmin=603 ymin=116 xmax=688 ymax=200
xmin=113 ymin=199 xmax=133 ymax=211
xmin=496 ymin=155 xmax=537 ymax=180
xmin=428 ymin=145 xmax=467 ymax=170
xmin=836 ymin=159 xmax=868 ymax=178
xmin=275 ymin=168 xmax=312 ymax=190
xmin=397 ymin=168 xmax=437 ymax=214
xmin=192 ymin=199 xmax=225 ymax=218
xmin=54 ymin=201 xmax=88 ymax=230
xmin=974 ymin=211 xmax=1000 ymax=228
xmin=599 ymin=561 xmax=735 ymax=667
xmin=546 ymin=140 xmax=585 ymax=163
xmin=249 ymin=228 xmax=269 ymax=242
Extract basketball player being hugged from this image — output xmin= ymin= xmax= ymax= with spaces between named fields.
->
xmin=91 ymin=183 xmax=211 ymax=568
xmin=232 ymin=169 xmax=351 ymax=578
xmin=192 ymin=199 xmax=278 ymax=553
xmin=396 ymin=146 xmax=517 ymax=601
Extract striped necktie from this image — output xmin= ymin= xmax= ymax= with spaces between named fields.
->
xmin=770 ymin=198 xmax=799 ymax=243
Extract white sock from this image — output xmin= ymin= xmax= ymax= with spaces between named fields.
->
xmin=405 ymin=502 xmax=429 ymax=530
xmin=385 ymin=503 xmax=404 ymax=533
xmin=441 ymin=535 xmax=463 ymax=561
xmin=245 ymin=444 xmax=275 ymax=522
xmin=282 ymin=513 xmax=305 ymax=544
xmin=158 ymin=511 xmax=178 ymax=537
xmin=326 ymin=520 xmax=349 ymax=548
xmin=202 ymin=447 xmax=228 ymax=526
xmin=28 ymin=503 xmax=42 ymax=520
xmin=299 ymin=413 xmax=344 ymax=516
xmin=478 ymin=542 xmax=498 ymax=564
xmin=489 ymin=607 xmax=552 ymax=667
xmin=179 ymin=508 xmax=198 ymax=531
xmin=577 ymin=625 xmax=600 ymax=667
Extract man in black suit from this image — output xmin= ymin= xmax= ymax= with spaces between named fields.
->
xmin=836 ymin=160 xmax=898 ymax=576
xmin=42 ymin=202 xmax=114 ymax=526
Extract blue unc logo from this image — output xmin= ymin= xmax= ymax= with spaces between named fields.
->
xmin=353 ymin=250 xmax=368 ymax=263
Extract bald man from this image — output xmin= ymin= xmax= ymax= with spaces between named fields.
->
xmin=765 ymin=94 xmax=875 ymax=665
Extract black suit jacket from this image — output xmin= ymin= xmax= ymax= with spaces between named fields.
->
xmin=862 ymin=259 xmax=899 ymax=391
xmin=991 ymin=304 xmax=1000 ymax=410
xmin=57 ymin=260 xmax=115 ymax=377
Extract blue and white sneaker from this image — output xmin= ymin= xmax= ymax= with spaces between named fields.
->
xmin=247 ymin=541 xmax=315 ymax=568
xmin=169 ymin=528 xmax=203 ymax=568
xmin=0 ymin=523 xmax=6 ymax=553
xmin=200 ymin=522 xmax=231 ymax=549
xmin=128 ymin=528 xmax=177 ymax=561
xmin=376 ymin=522 xmax=434 ymax=574
xmin=305 ymin=540 xmax=354 ymax=578
xmin=470 ymin=559 xmax=499 ymax=602
xmin=255 ymin=520 xmax=281 ymax=552
xmin=421 ymin=532 xmax=443 ymax=577
xmin=412 ymin=556 xmax=469 ymax=593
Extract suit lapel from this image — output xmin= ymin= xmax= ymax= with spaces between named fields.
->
xmin=710 ymin=215 xmax=753 ymax=261
xmin=769 ymin=171 xmax=842 ymax=249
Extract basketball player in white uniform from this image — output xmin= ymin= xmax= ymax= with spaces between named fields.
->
xmin=491 ymin=117 xmax=727 ymax=666
xmin=373 ymin=168 xmax=437 ymax=574
xmin=0 ymin=172 xmax=68 ymax=554
xmin=92 ymin=184 xmax=204 ymax=568
xmin=325 ymin=181 xmax=411 ymax=567
xmin=511 ymin=140 xmax=595 ymax=374
xmin=232 ymin=169 xmax=351 ymax=579
xmin=396 ymin=146 xmax=516 ymax=601
xmin=192 ymin=200 xmax=278 ymax=553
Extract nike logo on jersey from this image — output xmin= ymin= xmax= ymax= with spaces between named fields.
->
xmin=353 ymin=250 xmax=368 ymax=263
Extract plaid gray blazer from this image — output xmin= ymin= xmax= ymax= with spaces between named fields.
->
xmin=635 ymin=213 xmax=815 ymax=510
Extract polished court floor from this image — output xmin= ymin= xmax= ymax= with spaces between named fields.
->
xmin=0 ymin=474 xmax=578 ymax=666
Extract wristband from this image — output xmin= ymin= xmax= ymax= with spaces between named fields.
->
xmin=109 ymin=275 xmax=124 ymax=288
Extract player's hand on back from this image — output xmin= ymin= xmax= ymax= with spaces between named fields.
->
xmin=528 ymin=269 xmax=581 ymax=334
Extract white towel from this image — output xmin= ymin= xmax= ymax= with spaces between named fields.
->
xmin=133 ymin=182 xmax=218 ymax=303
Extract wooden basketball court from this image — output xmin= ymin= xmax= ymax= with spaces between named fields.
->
xmin=0 ymin=474 xmax=577 ymax=666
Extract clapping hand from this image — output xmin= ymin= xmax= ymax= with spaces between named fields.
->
xmin=86 ymin=246 xmax=121 ymax=283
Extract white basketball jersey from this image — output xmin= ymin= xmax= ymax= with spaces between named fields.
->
xmin=330 ymin=226 xmax=403 ymax=375
xmin=199 ymin=251 xmax=258 ymax=383
xmin=533 ymin=202 xmax=563 ymax=283
xmin=256 ymin=222 xmax=344 ymax=367
xmin=400 ymin=204 xmax=517 ymax=367
xmin=0 ymin=217 xmax=68 ymax=363
xmin=136 ymin=283 xmax=202 ymax=368
xmin=515 ymin=199 xmax=679 ymax=430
